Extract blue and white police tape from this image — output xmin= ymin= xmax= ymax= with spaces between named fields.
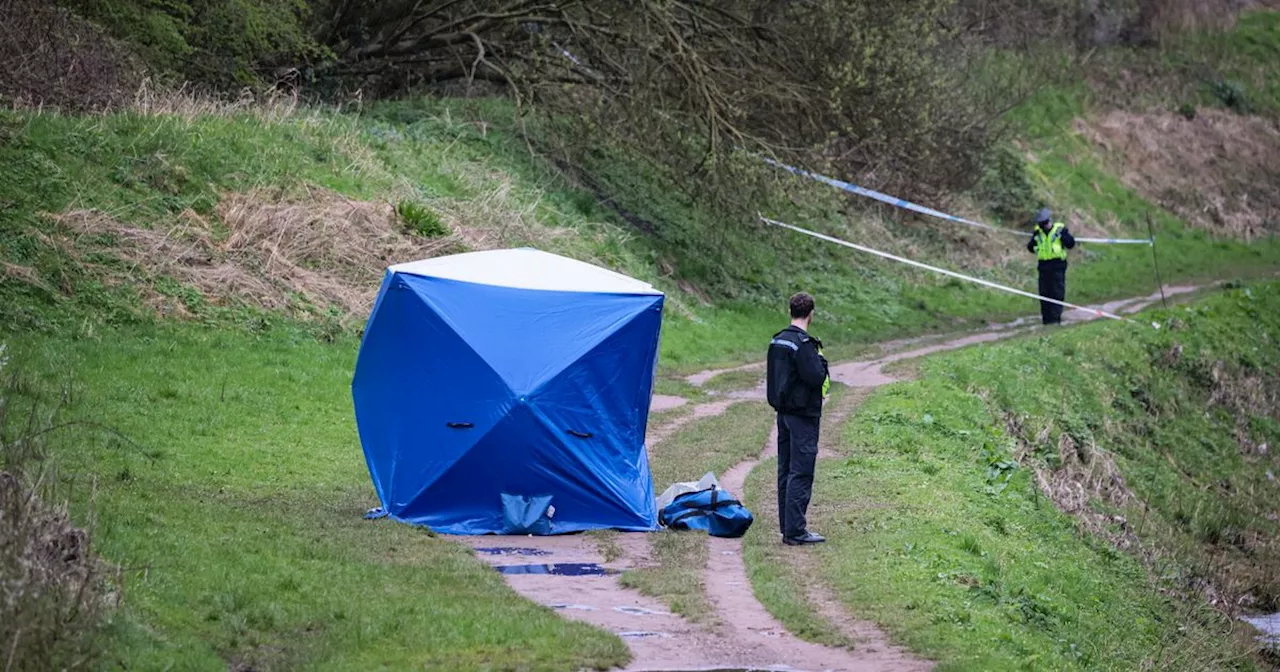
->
xmin=761 ymin=157 xmax=1152 ymax=246
xmin=759 ymin=214 xmax=1159 ymax=329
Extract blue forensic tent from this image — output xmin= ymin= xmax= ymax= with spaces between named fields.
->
xmin=352 ymin=248 xmax=665 ymax=535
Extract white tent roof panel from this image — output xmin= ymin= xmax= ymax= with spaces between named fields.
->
xmin=390 ymin=248 xmax=661 ymax=295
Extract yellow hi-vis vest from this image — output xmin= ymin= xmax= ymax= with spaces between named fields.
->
xmin=818 ymin=346 xmax=831 ymax=398
xmin=1034 ymin=222 xmax=1069 ymax=262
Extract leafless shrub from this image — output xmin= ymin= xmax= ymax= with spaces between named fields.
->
xmin=0 ymin=0 xmax=143 ymax=111
xmin=0 ymin=345 xmax=115 ymax=671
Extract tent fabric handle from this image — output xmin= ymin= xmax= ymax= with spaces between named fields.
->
xmin=447 ymin=422 xmax=474 ymax=429
xmin=567 ymin=430 xmax=594 ymax=439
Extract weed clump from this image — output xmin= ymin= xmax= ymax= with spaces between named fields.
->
xmin=0 ymin=472 xmax=111 ymax=671
xmin=396 ymin=200 xmax=450 ymax=238
xmin=1211 ymin=79 xmax=1251 ymax=113
xmin=1 ymin=346 xmax=114 ymax=670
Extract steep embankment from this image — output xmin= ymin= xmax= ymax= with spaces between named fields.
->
xmin=743 ymin=281 xmax=1280 ymax=670
xmin=6 ymin=5 xmax=1280 ymax=371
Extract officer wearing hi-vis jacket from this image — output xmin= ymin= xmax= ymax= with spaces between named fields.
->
xmin=1027 ymin=208 xmax=1077 ymax=325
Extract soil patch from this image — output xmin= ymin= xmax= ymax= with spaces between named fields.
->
xmin=1080 ymin=110 xmax=1280 ymax=241
xmin=651 ymin=395 xmax=690 ymax=413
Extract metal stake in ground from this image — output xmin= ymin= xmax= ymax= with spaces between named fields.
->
xmin=1146 ymin=214 xmax=1169 ymax=310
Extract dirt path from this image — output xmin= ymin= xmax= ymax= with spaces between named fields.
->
xmin=457 ymin=284 xmax=1212 ymax=671
xmin=707 ymin=385 xmax=932 ymax=672
xmin=454 ymin=532 xmax=762 ymax=670
xmin=646 ymin=399 xmax=739 ymax=448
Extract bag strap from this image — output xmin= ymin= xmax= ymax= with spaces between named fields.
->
xmin=668 ymin=502 xmax=750 ymax=529
xmin=670 ymin=488 xmax=738 ymax=508
xmin=667 ymin=510 xmax=711 ymax=526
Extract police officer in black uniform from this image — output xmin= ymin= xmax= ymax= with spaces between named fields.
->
xmin=766 ymin=292 xmax=830 ymax=546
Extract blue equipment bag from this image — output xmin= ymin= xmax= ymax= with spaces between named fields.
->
xmin=658 ymin=487 xmax=754 ymax=538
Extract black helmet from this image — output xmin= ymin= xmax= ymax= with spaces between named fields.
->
xmin=1034 ymin=208 xmax=1052 ymax=225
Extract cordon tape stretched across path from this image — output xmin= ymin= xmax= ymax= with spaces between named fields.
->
xmin=762 ymin=157 xmax=1153 ymax=245
xmin=760 ymin=215 xmax=1160 ymax=329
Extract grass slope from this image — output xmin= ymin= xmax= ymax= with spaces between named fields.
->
xmin=5 ymin=62 xmax=1280 ymax=375
xmin=3 ymin=323 xmax=627 ymax=670
xmin=745 ymin=282 xmax=1280 ymax=670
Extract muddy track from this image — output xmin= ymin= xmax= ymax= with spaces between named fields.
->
xmin=456 ymin=285 xmax=1210 ymax=671
xmin=708 ymin=383 xmax=932 ymax=672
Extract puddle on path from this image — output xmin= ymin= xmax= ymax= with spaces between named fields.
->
xmin=474 ymin=547 xmax=552 ymax=557
xmin=493 ymin=562 xmax=620 ymax=577
xmin=1242 ymin=612 xmax=1280 ymax=648
xmin=547 ymin=603 xmax=598 ymax=611
xmin=616 ymin=605 xmax=671 ymax=616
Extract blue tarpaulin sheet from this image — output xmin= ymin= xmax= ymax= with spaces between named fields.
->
xmin=352 ymin=249 xmax=664 ymax=535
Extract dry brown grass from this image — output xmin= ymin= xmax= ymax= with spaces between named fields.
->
xmin=1208 ymin=360 xmax=1280 ymax=421
xmin=1138 ymin=0 xmax=1258 ymax=40
xmin=49 ymin=179 xmax=566 ymax=323
xmin=54 ymin=188 xmax=470 ymax=321
xmin=1008 ymin=414 xmax=1143 ymax=552
xmin=1206 ymin=359 xmax=1280 ymax=462
xmin=1080 ymin=109 xmax=1280 ymax=241
xmin=129 ymin=78 xmax=309 ymax=123
xmin=2 ymin=262 xmax=46 ymax=290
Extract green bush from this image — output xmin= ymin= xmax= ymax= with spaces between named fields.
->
xmin=59 ymin=0 xmax=326 ymax=85
xmin=1210 ymin=79 xmax=1251 ymax=112
xmin=396 ymin=200 xmax=449 ymax=238
xmin=974 ymin=143 xmax=1038 ymax=225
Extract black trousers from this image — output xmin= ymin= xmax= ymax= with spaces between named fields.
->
xmin=1037 ymin=261 xmax=1068 ymax=325
xmin=776 ymin=413 xmax=820 ymax=539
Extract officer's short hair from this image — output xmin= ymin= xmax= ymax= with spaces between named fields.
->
xmin=789 ymin=292 xmax=815 ymax=319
